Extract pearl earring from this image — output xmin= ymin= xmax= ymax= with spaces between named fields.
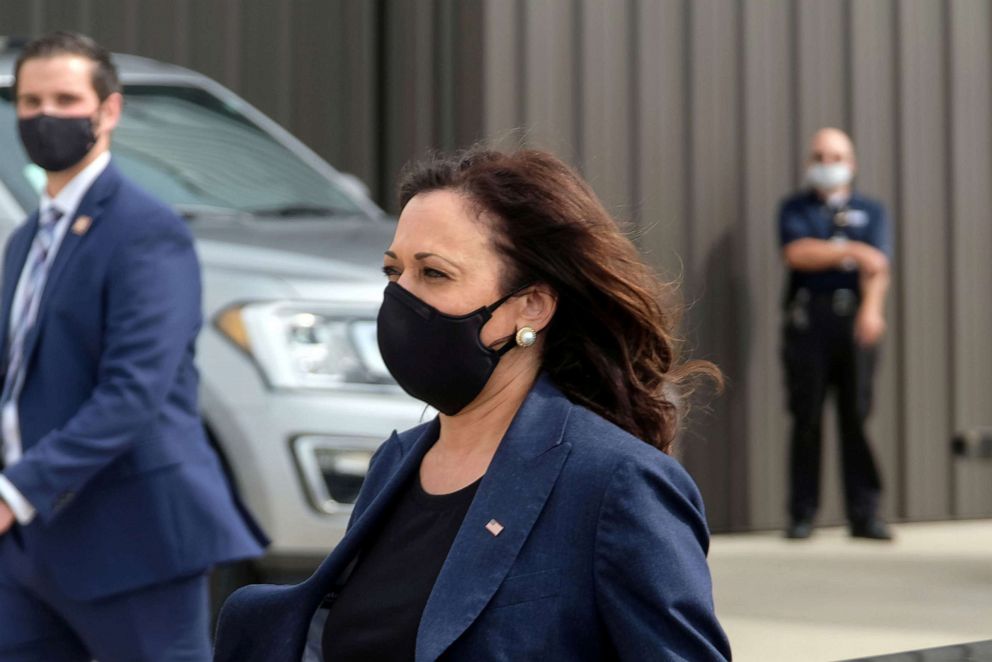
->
xmin=515 ymin=326 xmax=537 ymax=348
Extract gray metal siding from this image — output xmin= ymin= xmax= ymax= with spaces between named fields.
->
xmin=948 ymin=0 xmax=992 ymax=517
xmin=898 ymin=0 xmax=953 ymax=519
xmin=3 ymin=0 xmax=989 ymax=531
xmin=683 ymin=0 xmax=746 ymax=531
xmin=741 ymin=0 xmax=795 ymax=529
xmin=850 ymin=0 xmax=902 ymax=525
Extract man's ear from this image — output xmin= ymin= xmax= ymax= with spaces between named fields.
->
xmin=97 ymin=92 xmax=123 ymax=135
xmin=518 ymin=284 xmax=557 ymax=333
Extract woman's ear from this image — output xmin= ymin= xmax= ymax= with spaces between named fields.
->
xmin=518 ymin=284 xmax=557 ymax=333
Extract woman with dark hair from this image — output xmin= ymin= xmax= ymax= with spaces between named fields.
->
xmin=215 ymin=148 xmax=732 ymax=661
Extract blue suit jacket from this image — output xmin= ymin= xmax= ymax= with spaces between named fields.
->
xmin=0 ymin=161 xmax=266 ymax=600
xmin=215 ymin=375 xmax=731 ymax=661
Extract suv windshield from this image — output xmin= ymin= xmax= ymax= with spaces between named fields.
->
xmin=0 ymin=84 xmax=365 ymax=218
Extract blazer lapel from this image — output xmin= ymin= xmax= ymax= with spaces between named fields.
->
xmin=0 ymin=213 xmax=39 ymax=357
xmin=416 ymin=376 xmax=573 ymax=662
xmin=302 ymin=419 xmax=441 ymax=597
xmin=18 ymin=165 xmax=119 ymax=373
xmin=35 ymin=163 xmax=119 ymax=318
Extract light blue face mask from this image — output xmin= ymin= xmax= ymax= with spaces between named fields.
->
xmin=806 ymin=162 xmax=853 ymax=192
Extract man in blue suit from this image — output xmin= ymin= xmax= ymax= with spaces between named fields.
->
xmin=0 ymin=32 xmax=266 ymax=661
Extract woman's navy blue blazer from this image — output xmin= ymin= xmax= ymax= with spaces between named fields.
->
xmin=215 ymin=375 xmax=732 ymax=661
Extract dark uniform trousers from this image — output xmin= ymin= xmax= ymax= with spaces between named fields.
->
xmin=782 ymin=289 xmax=882 ymax=523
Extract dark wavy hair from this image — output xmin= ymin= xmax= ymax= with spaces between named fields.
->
xmin=14 ymin=31 xmax=121 ymax=101
xmin=398 ymin=147 xmax=721 ymax=454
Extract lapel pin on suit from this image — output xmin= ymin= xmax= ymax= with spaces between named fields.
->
xmin=71 ymin=215 xmax=92 ymax=236
xmin=485 ymin=519 xmax=504 ymax=537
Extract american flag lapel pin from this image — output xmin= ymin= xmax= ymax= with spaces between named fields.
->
xmin=71 ymin=215 xmax=92 ymax=236
xmin=485 ymin=519 xmax=504 ymax=537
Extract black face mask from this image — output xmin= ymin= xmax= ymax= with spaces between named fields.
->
xmin=18 ymin=113 xmax=98 ymax=172
xmin=376 ymin=281 xmax=527 ymax=415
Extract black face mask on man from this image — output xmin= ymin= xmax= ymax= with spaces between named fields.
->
xmin=18 ymin=113 xmax=98 ymax=172
xmin=376 ymin=281 xmax=532 ymax=416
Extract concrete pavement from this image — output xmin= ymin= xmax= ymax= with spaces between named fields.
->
xmin=708 ymin=519 xmax=992 ymax=661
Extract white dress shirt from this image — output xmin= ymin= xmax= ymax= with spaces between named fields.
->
xmin=0 ymin=152 xmax=111 ymax=524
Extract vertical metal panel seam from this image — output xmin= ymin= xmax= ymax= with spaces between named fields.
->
xmin=174 ymin=0 xmax=190 ymax=66
xmin=78 ymin=0 xmax=92 ymax=35
xmin=224 ymin=0 xmax=241 ymax=90
xmin=681 ymin=0 xmax=694 ymax=272
xmin=30 ymin=0 xmax=43 ymax=37
xmin=432 ymin=0 xmax=451 ymax=149
xmin=843 ymin=0 xmax=854 ymax=132
xmin=515 ymin=0 xmax=527 ymax=143
xmin=942 ymin=0 xmax=956 ymax=516
xmin=375 ymin=0 xmax=390 ymax=203
xmin=628 ymin=0 xmax=641 ymax=233
xmin=788 ymin=0 xmax=800 ymax=183
xmin=124 ymin=0 xmax=138 ymax=55
xmin=734 ymin=0 xmax=749 ymax=531
xmin=278 ymin=0 xmax=292 ymax=126
xmin=891 ymin=0 xmax=908 ymax=520
xmin=572 ymin=0 xmax=584 ymax=169
xmin=365 ymin=0 xmax=382 ymax=201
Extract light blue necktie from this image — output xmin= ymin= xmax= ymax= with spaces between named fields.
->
xmin=1 ymin=205 xmax=64 ymax=409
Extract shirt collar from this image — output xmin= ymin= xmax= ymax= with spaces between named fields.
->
xmin=805 ymin=187 xmax=859 ymax=210
xmin=824 ymin=191 xmax=850 ymax=209
xmin=39 ymin=151 xmax=112 ymax=220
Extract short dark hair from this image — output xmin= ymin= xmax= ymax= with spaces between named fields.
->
xmin=13 ymin=31 xmax=121 ymax=101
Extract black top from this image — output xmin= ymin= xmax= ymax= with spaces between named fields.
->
xmin=321 ymin=474 xmax=481 ymax=662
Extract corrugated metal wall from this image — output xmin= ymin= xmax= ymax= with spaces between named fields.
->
xmin=3 ymin=0 xmax=990 ymax=532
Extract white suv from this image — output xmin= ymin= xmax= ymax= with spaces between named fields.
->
xmin=0 ymin=48 xmax=425 ymax=602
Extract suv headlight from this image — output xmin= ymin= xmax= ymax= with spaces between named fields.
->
xmin=292 ymin=436 xmax=376 ymax=514
xmin=215 ymin=301 xmax=396 ymax=390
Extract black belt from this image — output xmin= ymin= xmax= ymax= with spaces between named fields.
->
xmin=789 ymin=287 xmax=860 ymax=321
xmin=785 ymin=287 xmax=861 ymax=329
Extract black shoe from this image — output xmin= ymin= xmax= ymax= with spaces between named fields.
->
xmin=785 ymin=519 xmax=814 ymax=539
xmin=850 ymin=518 xmax=893 ymax=541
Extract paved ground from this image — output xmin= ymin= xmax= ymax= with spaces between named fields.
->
xmin=708 ymin=519 xmax=992 ymax=661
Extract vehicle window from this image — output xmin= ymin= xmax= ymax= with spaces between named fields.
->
xmin=0 ymin=94 xmax=38 ymax=210
xmin=0 ymin=84 xmax=365 ymax=218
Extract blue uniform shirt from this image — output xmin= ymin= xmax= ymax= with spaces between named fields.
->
xmin=779 ymin=189 xmax=892 ymax=294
